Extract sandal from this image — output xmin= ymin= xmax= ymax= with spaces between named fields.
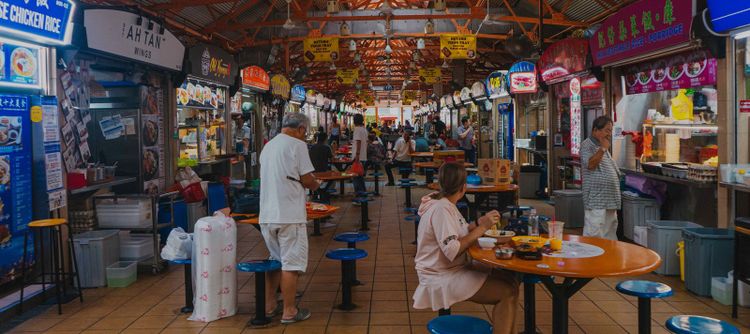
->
xmin=280 ymin=308 xmax=312 ymax=324
xmin=265 ymin=303 xmax=283 ymax=318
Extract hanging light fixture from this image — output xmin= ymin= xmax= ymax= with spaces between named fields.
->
xmin=283 ymin=0 xmax=296 ymax=30
xmin=442 ymin=59 xmax=450 ymax=68
xmin=384 ymin=39 xmax=393 ymax=55
xmin=380 ymin=0 xmax=393 ymax=15
xmin=330 ymin=62 xmax=337 ymax=70
xmin=424 ymin=19 xmax=435 ymax=34
xmin=353 ymin=52 xmax=361 ymax=62
xmin=417 ymin=38 xmax=425 ymax=49
xmin=349 ymin=40 xmax=357 ymax=51
xmin=327 ymin=0 xmax=339 ymax=13
xmin=340 ymin=22 xmax=350 ymax=36
xmin=434 ymin=0 xmax=446 ymax=11
xmin=359 ymin=63 xmax=365 ymax=70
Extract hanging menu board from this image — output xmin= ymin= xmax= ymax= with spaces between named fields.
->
xmin=141 ymin=86 xmax=165 ymax=195
xmin=0 ymin=94 xmax=32 ymax=286
xmin=624 ymin=49 xmax=717 ymax=95
xmin=0 ymin=38 xmax=41 ymax=89
xmin=176 ymin=78 xmax=227 ymax=110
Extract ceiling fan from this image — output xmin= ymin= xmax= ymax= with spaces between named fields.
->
xmin=504 ymin=27 xmax=534 ymax=59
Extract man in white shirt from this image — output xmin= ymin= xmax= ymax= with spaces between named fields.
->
xmin=259 ymin=112 xmax=320 ymax=324
xmin=351 ymin=114 xmax=369 ymax=194
xmin=385 ymin=130 xmax=416 ymax=185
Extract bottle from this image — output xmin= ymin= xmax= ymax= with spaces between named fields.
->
xmin=528 ymin=209 xmax=539 ymax=237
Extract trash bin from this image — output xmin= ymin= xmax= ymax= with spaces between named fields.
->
xmin=519 ymin=165 xmax=541 ymax=199
xmin=553 ymin=190 xmax=584 ymax=228
xmin=646 ymin=220 xmax=701 ymax=275
xmin=622 ymin=192 xmax=660 ymax=240
xmin=73 ymin=230 xmax=120 ymax=288
xmin=186 ymin=201 xmax=207 ymax=233
xmin=682 ymin=228 xmax=734 ymax=296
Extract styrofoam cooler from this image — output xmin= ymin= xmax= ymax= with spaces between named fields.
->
xmin=622 ymin=192 xmax=660 ymax=241
xmin=553 ymin=190 xmax=584 ymax=228
xmin=73 ymin=230 xmax=120 ymax=287
xmin=647 ymin=220 xmax=701 ymax=275
xmin=96 ymin=198 xmax=152 ymax=229
xmin=683 ymin=228 xmax=734 ymax=296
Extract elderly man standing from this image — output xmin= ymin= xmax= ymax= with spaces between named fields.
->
xmin=259 ymin=112 xmax=320 ymax=324
xmin=580 ymin=116 xmax=621 ymax=240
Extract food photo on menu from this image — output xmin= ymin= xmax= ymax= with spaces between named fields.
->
xmin=0 ymin=117 xmax=22 ymax=148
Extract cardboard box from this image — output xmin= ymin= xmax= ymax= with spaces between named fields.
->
xmin=477 ymin=159 xmax=511 ymax=185
xmin=433 ymin=150 xmax=465 ymax=165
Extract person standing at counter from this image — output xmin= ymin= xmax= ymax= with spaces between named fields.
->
xmin=234 ymin=114 xmax=251 ymax=158
xmin=433 ymin=115 xmax=446 ymax=136
xmin=328 ymin=117 xmax=341 ymax=147
xmin=457 ymin=117 xmax=476 ymax=165
xmin=581 ymin=116 xmax=621 ymax=240
xmin=259 ymin=112 xmax=320 ymax=324
xmin=423 ymin=114 xmax=434 ymax=139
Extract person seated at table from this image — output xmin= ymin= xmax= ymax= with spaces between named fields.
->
xmin=385 ymin=130 xmax=416 ymax=186
xmin=415 ymin=135 xmax=430 ymax=152
xmin=367 ymin=133 xmax=387 ymax=173
xmin=308 ymin=132 xmax=334 ymax=202
xmin=429 ymin=134 xmax=446 ymax=150
xmin=413 ymin=162 xmax=519 ymax=334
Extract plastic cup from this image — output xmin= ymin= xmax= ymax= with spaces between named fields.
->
xmin=548 ymin=221 xmax=565 ymax=251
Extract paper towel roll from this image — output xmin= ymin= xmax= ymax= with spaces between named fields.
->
xmin=665 ymin=133 xmax=680 ymax=162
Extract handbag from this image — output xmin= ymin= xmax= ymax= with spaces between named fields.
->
xmin=350 ymin=160 xmax=365 ymax=176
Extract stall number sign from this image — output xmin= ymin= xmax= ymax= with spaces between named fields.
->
xmin=440 ymin=34 xmax=476 ymax=59
xmin=741 ymin=100 xmax=750 ymax=113
xmin=303 ymin=37 xmax=339 ymax=62
xmin=336 ymin=69 xmax=358 ymax=85
xmin=0 ymin=0 xmax=75 ymax=45
xmin=419 ymin=67 xmax=441 ymax=84
xmin=570 ymin=78 xmax=582 ymax=157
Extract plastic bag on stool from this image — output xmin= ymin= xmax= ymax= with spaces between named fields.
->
xmin=188 ymin=211 xmax=237 ymax=322
xmin=161 ymin=227 xmax=192 ymax=261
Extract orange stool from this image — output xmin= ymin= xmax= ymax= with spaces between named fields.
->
xmin=19 ymin=219 xmax=83 ymax=314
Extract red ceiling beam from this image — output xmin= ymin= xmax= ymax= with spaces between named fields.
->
xmin=149 ymin=0 xmax=235 ymax=11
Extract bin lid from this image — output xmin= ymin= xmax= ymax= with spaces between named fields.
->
xmin=73 ymin=229 xmax=120 ymax=241
xmin=646 ymin=220 xmax=701 ymax=230
xmin=622 ymin=192 xmax=657 ymax=202
xmin=682 ymin=227 xmax=734 ymax=239
xmin=553 ymin=189 xmax=582 ymax=196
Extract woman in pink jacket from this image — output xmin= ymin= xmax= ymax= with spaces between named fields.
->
xmin=412 ymin=162 xmax=519 ymax=333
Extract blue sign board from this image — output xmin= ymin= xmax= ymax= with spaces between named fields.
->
xmin=707 ymin=1 xmax=750 ymax=32
xmin=291 ymin=84 xmax=306 ymax=102
xmin=0 ymin=39 xmax=41 ymax=89
xmin=0 ymin=0 xmax=76 ymax=45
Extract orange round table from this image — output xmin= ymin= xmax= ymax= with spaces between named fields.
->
xmin=427 ymin=183 xmax=518 ymax=222
xmin=414 ymin=162 xmax=474 ymax=184
xmin=469 ymin=235 xmax=661 ymax=334
xmin=409 ymin=152 xmax=434 ymax=159
xmin=313 ymin=171 xmax=355 ymax=195
xmin=231 ymin=204 xmax=339 ymax=236
xmin=330 ymin=158 xmax=353 ymax=172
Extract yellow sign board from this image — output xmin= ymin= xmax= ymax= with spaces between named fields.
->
xmin=270 ymin=74 xmax=290 ymax=99
xmin=418 ymin=67 xmax=442 ymax=84
xmin=303 ymin=37 xmax=340 ymax=62
xmin=439 ymin=34 xmax=477 ymax=59
xmin=336 ymin=69 xmax=359 ymax=85
xmin=403 ymin=90 xmax=417 ymax=105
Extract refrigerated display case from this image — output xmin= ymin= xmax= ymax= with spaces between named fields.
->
xmin=176 ymin=77 xmax=227 ymax=165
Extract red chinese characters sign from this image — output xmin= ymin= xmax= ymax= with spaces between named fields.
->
xmin=242 ymin=66 xmax=270 ymax=91
xmin=590 ymin=0 xmax=694 ymax=66
xmin=624 ymin=50 xmax=716 ymax=95
xmin=537 ymin=38 xmax=591 ymax=83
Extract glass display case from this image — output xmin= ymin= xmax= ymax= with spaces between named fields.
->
xmin=641 ymin=123 xmax=719 ymax=164
xmin=176 ymin=77 xmax=228 ymax=164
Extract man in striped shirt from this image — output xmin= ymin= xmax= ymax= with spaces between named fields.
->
xmin=580 ymin=116 xmax=621 ymax=240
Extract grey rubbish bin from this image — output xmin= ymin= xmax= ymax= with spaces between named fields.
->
xmin=553 ymin=190 xmax=584 ymax=228
xmin=186 ymin=202 xmax=207 ymax=233
xmin=622 ymin=192 xmax=660 ymax=240
xmin=683 ymin=228 xmax=734 ymax=296
xmin=646 ymin=220 xmax=701 ymax=275
xmin=519 ymin=165 xmax=541 ymax=199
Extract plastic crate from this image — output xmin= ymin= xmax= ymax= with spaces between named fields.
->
xmin=106 ymin=261 xmax=137 ymax=288
xmin=683 ymin=228 xmax=735 ymax=296
xmin=711 ymin=277 xmax=733 ymax=306
xmin=553 ymin=190 xmax=584 ymax=228
xmin=622 ymin=193 xmax=660 ymax=240
xmin=96 ymin=198 xmax=152 ymax=229
xmin=73 ymin=230 xmax=120 ymax=288
xmin=119 ymin=234 xmax=154 ymax=261
xmin=647 ymin=220 xmax=701 ymax=275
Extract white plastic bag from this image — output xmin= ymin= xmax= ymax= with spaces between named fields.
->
xmin=160 ymin=227 xmax=192 ymax=261
xmin=188 ymin=211 xmax=237 ymax=322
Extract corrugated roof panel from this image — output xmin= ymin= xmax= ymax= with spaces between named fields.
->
xmin=178 ymin=6 xmax=216 ymax=28
xmin=211 ymin=2 xmax=236 ymax=15
xmin=234 ymin=2 xmax=272 ymax=23
xmin=562 ymin=0 xmax=607 ymax=22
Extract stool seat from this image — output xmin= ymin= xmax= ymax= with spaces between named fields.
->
xmin=404 ymin=215 xmax=420 ymax=222
xmin=237 ymin=260 xmax=282 ymax=273
xmin=405 ymin=208 xmax=418 ymax=214
xmin=28 ymin=219 xmax=67 ymax=228
xmin=353 ymin=197 xmax=373 ymax=203
xmin=427 ymin=315 xmax=492 ymax=334
xmin=399 ymin=183 xmax=416 ymax=188
xmin=169 ymin=259 xmax=192 ymax=265
xmin=334 ymin=232 xmax=370 ymax=244
xmin=326 ymin=248 xmax=368 ymax=261
xmin=665 ymin=315 xmax=739 ymax=334
xmin=399 ymin=178 xmax=416 ymax=182
xmin=371 ymin=172 xmax=384 ymax=177
xmin=506 ymin=205 xmax=533 ymax=211
xmin=456 ymin=202 xmax=469 ymax=209
xmin=616 ymin=280 xmax=673 ymax=299
xmin=356 ymin=191 xmax=374 ymax=197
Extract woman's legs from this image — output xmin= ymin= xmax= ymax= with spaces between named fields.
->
xmin=468 ymin=270 xmax=520 ymax=334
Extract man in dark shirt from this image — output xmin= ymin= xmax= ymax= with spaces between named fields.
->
xmin=308 ymin=132 xmax=334 ymax=202
xmin=433 ymin=115 xmax=446 ymax=136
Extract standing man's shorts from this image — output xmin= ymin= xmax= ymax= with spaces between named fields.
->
xmin=260 ymin=223 xmax=309 ymax=272
xmin=583 ymin=209 xmax=619 ymax=240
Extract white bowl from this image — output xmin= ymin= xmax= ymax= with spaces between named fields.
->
xmin=478 ymin=237 xmax=496 ymax=249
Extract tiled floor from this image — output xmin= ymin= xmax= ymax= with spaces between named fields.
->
xmin=7 ymin=181 xmax=750 ymax=333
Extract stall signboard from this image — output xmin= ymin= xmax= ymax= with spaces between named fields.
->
xmin=0 ymin=0 xmax=75 ymax=45
xmin=419 ymin=67 xmax=441 ymax=84
xmin=569 ymin=78 xmax=582 ymax=157
xmin=403 ymin=90 xmax=417 ymax=105
xmin=241 ymin=66 xmax=269 ymax=91
xmin=303 ymin=37 xmax=339 ymax=62
xmin=460 ymin=87 xmax=472 ymax=103
xmin=271 ymin=74 xmax=290 ymax=99
xmin=707 ymin=1 xmax=750 ymax=32
xmin=442 ymin=95 xmax=453 ymax=108
xmin=589 ymin=0 xmax=694 ymax=66
xmin=485 ymin=70 xmax=509 ymax=99
xmin=336 ymin=69 xmax=359 ymax=85
xmin=471 ymin=81 xmax=487 ymax=101
xmin=188 ymin=43 xmax=238 ymax=86
xmin=452 ymin=91 xmax=462 ymax=107
xmin=176 ymin=78 xmax=226 ymax=110
xmin=306 ymin=90 xmax=316 ymax=104
xmin=740 ymin=100 xmax=750 ymax=113
xmin=439 ymin=34 xmax=477 ymax=59
xmin=291 ymin=84 xmax=306 ymax=102
xmin=508 ymin=61 xmax=538 ymax=94
xmin=0 ymin=38 xmax=41 ymax=89
xmin=538 ymin=38 xmax=591 ymax=83
xmin=624 ymin=49 xmax=717 ymax=95
xmin=84 ymin=9 xmax=185 ymax=71
xmin=315 ymin=93 xmax=325 ymax=107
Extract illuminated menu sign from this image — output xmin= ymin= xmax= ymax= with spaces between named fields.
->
xmin=0 ymin=0 xmax=75 ymax=45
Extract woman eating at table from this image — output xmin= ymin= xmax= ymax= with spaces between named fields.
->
xmin=413 ymin=162 xmax=519 ymax=333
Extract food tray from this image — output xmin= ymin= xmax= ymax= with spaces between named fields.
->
xmin=641 ymin=162 xmax=662 ymax=175
xmin=661 ymin=163 xmax=689 ymax=179
xmin=688 ymin=164 xmax=718 ymax=182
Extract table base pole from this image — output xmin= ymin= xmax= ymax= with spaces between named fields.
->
xmin=540 ymin=277 xmax=591 ymax=334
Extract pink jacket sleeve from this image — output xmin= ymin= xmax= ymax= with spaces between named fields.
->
xmin=430 ymin=206 xmax=462 ymax=262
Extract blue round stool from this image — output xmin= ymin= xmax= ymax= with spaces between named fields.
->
xmin=405 ymin=215 xmax=421 ymax=246
xmin=353 ymin=196 xmax=373 ymax=231
xmin=427 ymin=315 xmax=492 ymax=334
xmin=399 ymin=181 xmax=417 ymax=210
xmin=665 ymin=315 xmax=739 ymax=334
xmin=334 ymin=232 xmax=369 ymax=285
xmin=237 ymin=260 xmax=282 ymax=326
xmin=506 ymin=205 xmax=533 ymax=218
xmin=370 ymin=172 xmax=383 ymax=196
xmin=616 ymin=280 xmax=673 ymax=334
xmin=326 ymin=248 xmax=368 ymax=310
xmin=169 ymin=259 xmax=193 ymax=314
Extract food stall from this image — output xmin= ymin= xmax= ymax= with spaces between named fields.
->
xmin=177 ymin=43 xmax=239 ymax=179
xmin=592 ymin=0 xmax=723 ymax=227
xmin=0 ymin=0 xmax=75 ymax=290
xmin=234 ymin=66 xmax=270 ymax=179
xmin=538 ymin=38 xmax=600 ymax=191
xmin=470 ymin=81 xmax=492 ymax=159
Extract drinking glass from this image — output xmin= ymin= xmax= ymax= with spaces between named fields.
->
xmin=548 ymin=221 xmax=565 ymax=251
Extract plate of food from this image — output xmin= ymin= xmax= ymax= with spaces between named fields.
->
xmin=652 ymin=60 xmax=668 ymax=83
xmin=142 ymin=120 xmax=159 ymax=146
xmin=11 ymin=47 xmax=36 ymax=78
xmin=143 ymin=149 xmax=159 ymax=180
xmin=624 ymin=69 xmax=638 ymax=87
xmin=637 ymin=69 xmax=651 ymax=85
xmin=306 ymin=203 xmax=329 ymax=212
xmin=686 ymin=51 xmax=708 ymax=78
xmin=668 ymin=56 xmax=686 ymax=80
xmin=177 ymin=88 xmax=189 ymax=105
xmin=484 ymin=229 xmax=515 ymax=244
xmin=186 ymin=83 xmax=196 ymax=101
xmin=512 ymin=236 xmax=548 ymax=248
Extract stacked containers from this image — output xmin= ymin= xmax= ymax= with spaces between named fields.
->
xmin=73 ymin=230 xmax=120 ymax=287
xmin=646 ymin=220 xmax=701 ymax=275
xmin=622 ymin=193 xmax=660 ymax=240
xmin=683 ymin=228 xmax=734 ymax=296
